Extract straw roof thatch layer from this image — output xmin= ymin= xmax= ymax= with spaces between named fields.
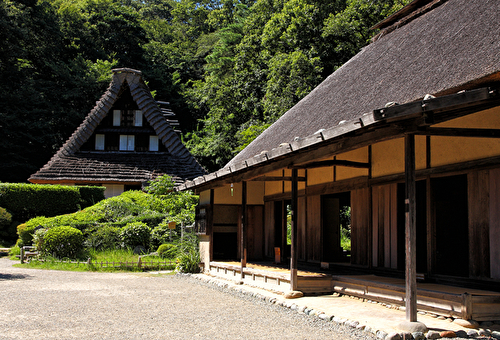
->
xmin=29 ymin=68 xmax=206 ymax=185
xmin=227 ymin=0 xmax=500 ymax=168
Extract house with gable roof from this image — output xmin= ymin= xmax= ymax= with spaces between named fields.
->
xmin=180 ymin=0 xmax=500 ymax=323
xmin=29 ymin=68 xmax=206 ymax=197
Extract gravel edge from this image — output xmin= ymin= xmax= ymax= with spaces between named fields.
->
xmin=177 ymin=273 xmax=498 ymax=340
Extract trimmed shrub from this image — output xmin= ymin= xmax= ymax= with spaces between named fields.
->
xmin=76 ymin=186 xmax=105 ymax=209
xmin=120 ymin=222 xmax=151 ymax=250
xmin=0 ymin=207 xmax=12 ymax=229
xmin=17 ymin=223 xmax=36 ymax=247
xmin=118 ymin=190 xmax=167 ymax=213
xmin=0 ymin=183 xmax=80 ymax=221
xmin=85 ymin=224 xmax=121 ymax=250
xmin=92 ymin=195 xmax=143 ymax=222
xmin=41 ymin=226 xmax=84 ymax=259
xmin=0 ymin=207 xmax=13 ymax=242
xmin=120 ymin=210 xmax=167 ymax=229
xmin=157 ymin=243 xmax=177 ymax=259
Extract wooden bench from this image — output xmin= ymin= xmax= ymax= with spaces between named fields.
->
xmin=20 ymin=246 xmax=38 ymax=263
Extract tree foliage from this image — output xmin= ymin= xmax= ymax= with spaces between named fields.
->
xmin=0 ymin=0 xmax=410 ymax=180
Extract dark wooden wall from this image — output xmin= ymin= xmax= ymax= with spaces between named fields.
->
xmin=351 ymin=187 xmax=371 ymax=267
xmin=468 ymin=170 xmax=491 ymax=278
xmin=247 ymin=205 xmax=264 ymax=260
xmin=264 ymin=201 xmax=275 ymax=259
xmin=255 ymin=167 xmax=500 ymax=281
xmin=489 ymin=168 xmax=500 ymax=279
xmin=371 ymin=184 xmax=398 ymax=269
xmin=307 ymin=195 xmax=321 ymax=262
xmin=298 ymin=196 xmax=307 ymax=261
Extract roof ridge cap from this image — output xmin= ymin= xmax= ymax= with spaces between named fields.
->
xmin=372 ymin=0 xmax=448 ymax=42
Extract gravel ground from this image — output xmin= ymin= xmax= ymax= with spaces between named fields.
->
xmin=0 ymin=258 xmax=376 ymax=340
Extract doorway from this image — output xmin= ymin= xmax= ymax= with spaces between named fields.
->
xmin=322 ymin=192 xmax=351 ymax=263
xmin=432 ymin=175 xmax=469 ymax=277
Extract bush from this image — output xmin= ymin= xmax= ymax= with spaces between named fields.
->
xmin=145 ymin=175 xmax=198 ymax=224
xmin=175 ymin=233 xmax=200 ymax=273
xmin=0 ymin=207 xmax=12 ymax=229
xmin=0 ymin=183 xmax=81 ymax=221
xmin=85 ymin=224 xmax=121 ymax=250
xmin=33 ymin=227 xmax=47 ymax=251
xmin=120 ymin=222 xmax=151 ymax=250
xmin=9 ymin=245 xmax=20 ymax=259
xmin=76 ymin=186 xmax=105 ymax=209
xmin=120 ymin=210 xmax=167 ymax=229
xmin=176 ymin=247 xmax=200 ymax=273
xmin=17 ymin=223 xmax=36 ymax=247
xmin=41 ymin=226 xmax=84 ymax=259
xmin=157 ymin=243 xmax=177 ymax=259
xmin=0 ymin=207 xmax=13 ymax=243
xmin=150 ymin=219 xmax=177 ymax=249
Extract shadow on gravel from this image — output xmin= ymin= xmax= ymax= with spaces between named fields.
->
xmin=0 ymin=273 xmax=32 ymax=281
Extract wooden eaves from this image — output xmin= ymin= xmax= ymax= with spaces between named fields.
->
xmin=178 ymin=87 xmax=500 ymax=193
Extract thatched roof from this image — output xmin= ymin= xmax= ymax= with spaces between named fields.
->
xmin=178 ymin=0 xmax=500 ymax=191
xmin=227 ymin=0 xmax=500 ymax=168
xmin=29 ymin=68 xmax=206 ymax=185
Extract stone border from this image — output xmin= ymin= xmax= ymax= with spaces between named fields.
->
xmin=183 ymin=273 xmax=500 ymax=340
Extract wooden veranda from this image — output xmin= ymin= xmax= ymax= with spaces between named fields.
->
xmin=207 ymin=261 xmax=500 ymax=321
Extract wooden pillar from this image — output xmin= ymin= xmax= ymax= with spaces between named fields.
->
xmin=241 ymin=181 xmax=247 ymax=280
xmin=209 ymin=189 xmax=214 ymax=262
xmin=405 ymin=134 xmax=417 ymax=322
xmin=290 ymin=168 xmax=298 ymax=291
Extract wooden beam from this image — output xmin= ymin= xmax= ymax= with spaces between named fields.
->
xmin=188 ymin=124 xmax=410 ymax=192
xmin=373 ymin=87 xmax=493 ymax=122
xmin=240 ymin=181 xmax=247 ymax=281
xmin=290 ymin=159 xmax=370 ymax=169
xmin=416 ymin=127 xmax=500 ymax=138
xmin=405 ymin=134 xmax=418 ymax=322
xmin=290 ymin=168 xmax=298 ymax=291
xmin=186 ymin=89 xmax=500 ymax=193
xmin=250 ymin=176 xmax=306 ymax=182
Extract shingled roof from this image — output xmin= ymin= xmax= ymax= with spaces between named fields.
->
xmin=29 ymin=68 xmax=206 ymax=186
xmin=227 ymin=0 xmax=500 ymax=168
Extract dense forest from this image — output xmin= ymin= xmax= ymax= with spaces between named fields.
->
xmin=0 ymin=0 xmax=409 ymax=182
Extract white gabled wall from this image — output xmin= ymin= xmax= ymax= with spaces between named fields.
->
xmin=104 ymin=184 xmax=124 ymax=198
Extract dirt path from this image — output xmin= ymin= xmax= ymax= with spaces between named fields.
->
xmin=0 ymin=258 xmax=374 ymax=339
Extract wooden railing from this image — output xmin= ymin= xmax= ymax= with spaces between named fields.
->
xmin=88 ymin=258 xmax=175 ymax=270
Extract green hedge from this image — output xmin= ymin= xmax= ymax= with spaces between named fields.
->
xmin=75 ymin=186 xmax=106 ymax=209
xmin=41 ymin=226 xmax=84 ymax=259
xmin=0 ymin=183 xmax=105 ymax=222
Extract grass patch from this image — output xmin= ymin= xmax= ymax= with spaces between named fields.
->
xmin=340 ymin=234 xmax=351 ymax=252
xmin=14 ymin=258 xmax=89 ymax=271
xmin=13 ymin=249 xmax=176 ymax=272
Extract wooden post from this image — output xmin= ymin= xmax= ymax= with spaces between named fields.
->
xmin=290 ymin=168 xmax=298 ymax=291
xmin=461 ymin=292 xmax=473 ymax=320
xmin=241 ymin=180 xmax=247 ymax=281
xmin=405 ymin=133 xmax=417 ymax=322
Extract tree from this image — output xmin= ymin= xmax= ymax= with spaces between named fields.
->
xmin=182 ymin=0 xmax=411 ymax=170
xmin=0 ymin=0 xmax=114 ymax=182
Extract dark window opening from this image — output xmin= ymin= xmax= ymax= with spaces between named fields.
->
xmin=322 ymin=192 xmax=351 ymax=263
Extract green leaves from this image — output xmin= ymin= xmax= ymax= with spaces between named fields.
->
xmin=0 ymin=0 xmax=412 ymax=181
xmin=264 ymin=51 xmax=323 ymax=120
